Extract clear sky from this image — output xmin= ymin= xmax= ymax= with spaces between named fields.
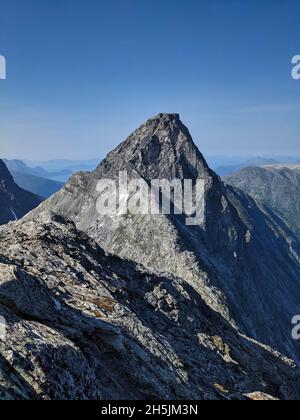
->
xmin=0 ymin=0 xmax=300 ymax=160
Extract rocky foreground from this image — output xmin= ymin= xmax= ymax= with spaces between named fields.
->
xmin=0 ymin=212 xmax=299 ymax=400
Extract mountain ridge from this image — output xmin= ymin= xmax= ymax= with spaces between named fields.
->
xmin=27 ymin=114 xmax=300 ymax=364
xmin=0 ymin=211 xmax=299 ymax=400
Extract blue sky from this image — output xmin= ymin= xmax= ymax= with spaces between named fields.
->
xmin=0 ymin=0 xmax=300 ymax=160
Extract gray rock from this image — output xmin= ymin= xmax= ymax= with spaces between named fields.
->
xmin=0 ymin=212 xmax=299 ymax=400
xmin=29 ymin=114 xmax=300 ymax=365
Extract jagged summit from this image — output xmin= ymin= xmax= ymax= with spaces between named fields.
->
xmin=97 ymin=113 xmax=211 ymax=181
xmin=148 ymin=112 xmax=181 ymax=121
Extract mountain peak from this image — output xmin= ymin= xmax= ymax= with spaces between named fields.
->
xmin=97 ymin=113 xmax=211 ymax=180
xmin=29 ymin=115 xmax=300 ymax=364
xmin=141 ymin=113 xmax=186 ymax=136
xmin=147 ymin=113 xmax=181 ymax=123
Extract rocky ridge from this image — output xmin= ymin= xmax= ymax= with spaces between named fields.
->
xmin=29 ymin=114 xmax=300 ymax=364
xmin=0 ymin=212 xmax=299 ymax=400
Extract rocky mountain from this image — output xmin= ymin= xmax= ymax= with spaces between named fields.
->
xmin=224 ymin=166 xmax=300 ymax=234
xmin=0 ymin=212 xmax=299 ymax=400
xmin=10 ymin=171 xmax=63 ymax=199
xmin=0 ymin=160 xmax=42 ymax=225
xmin=29 ymin=113 xmax=300 ymax=365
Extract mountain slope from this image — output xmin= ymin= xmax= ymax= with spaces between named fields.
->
xmin=28 ymin=114 xmax=300 ymax=363
xmin=224 ymin=166 xmax=300 ymax=234
xmin=0 ymin=212 xmax=299 ymax=400
xmin=10 ymin=170 xmax=63 ymax=199
xmin=0 ymin=160 xmax=42 ymax=225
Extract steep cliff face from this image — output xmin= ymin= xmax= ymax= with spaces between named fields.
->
xmin=28 ymin=114 xmax=300 ymax=363
xmin=0 ymin=212 xmax=299 ymax=400
xmin=0 ymin=160 xmax=42 ymax=225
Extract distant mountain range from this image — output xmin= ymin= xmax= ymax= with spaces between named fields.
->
xmin=23 ymin=159 xmax=100 ymax=181
xmin=10 ymin=171 xmax=64 ymax=199
xmin=224 ymin=165 xmax=300 ymax=234
xmin=215 ymin=157 xmax=280 ymax=176
xmin=0 ymin=160 xmax=42 ymax=225
xmin=4 ymin=159 xmax=73 ymax=182
xmin=3 ymin=160 xmax=64 ymax=198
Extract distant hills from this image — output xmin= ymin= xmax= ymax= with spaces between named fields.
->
xmin=215 ymin=157 xmax=280 ymax=176
xmin=224 ymin=165 xmax=300 ymax=234
xmin=10 ymin=171 xmax=64 ymax=199
xmin=3 ymin=160 xmax=64 ymax=198
xmin=4 ymin=159 xmax=73 ymax=183
xmin=210 ymin=156 xmax=300 ymax=176
xmin=3 ymin=159 xmax=100 ymax=198
xmin=23 ymin=159 xmax=100 ymax=181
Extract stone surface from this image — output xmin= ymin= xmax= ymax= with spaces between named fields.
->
xmin=0 ymin=212 xmax=300 ymax=400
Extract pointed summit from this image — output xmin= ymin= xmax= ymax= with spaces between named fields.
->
xmin=30 ymin=115 xmax=300 ymax=363
xmin=97 ymin=113 xmax=211 ymax=181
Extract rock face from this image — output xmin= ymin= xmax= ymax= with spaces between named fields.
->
xmin=30 ymin=114 xmax=300 ymax=365
xmin=0 ymin=160 xmax=42 ymax=225
xmin=0 ymin=212 xmax=300 ymax=400
xmin=224 ymin=166 xmax=300 ymax=234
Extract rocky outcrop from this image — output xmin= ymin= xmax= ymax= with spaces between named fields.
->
xmin=0 ymin=212 xmax=299 ymax=400
xmin=0 ymin=160 xmax=42 ymax=225
xmin=29 ymin=114 xmax=300 ymax=364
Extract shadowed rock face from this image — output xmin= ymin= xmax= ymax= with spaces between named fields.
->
xmin=224 ymin=166 xmax=300 ymax=235
xmin=0 ymin=212 xmax=300 ymax=400
xmin=0 ymin=160 xmax=42 ymax=225
xmin=29 ymin=114 xmax=300 ymax=364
